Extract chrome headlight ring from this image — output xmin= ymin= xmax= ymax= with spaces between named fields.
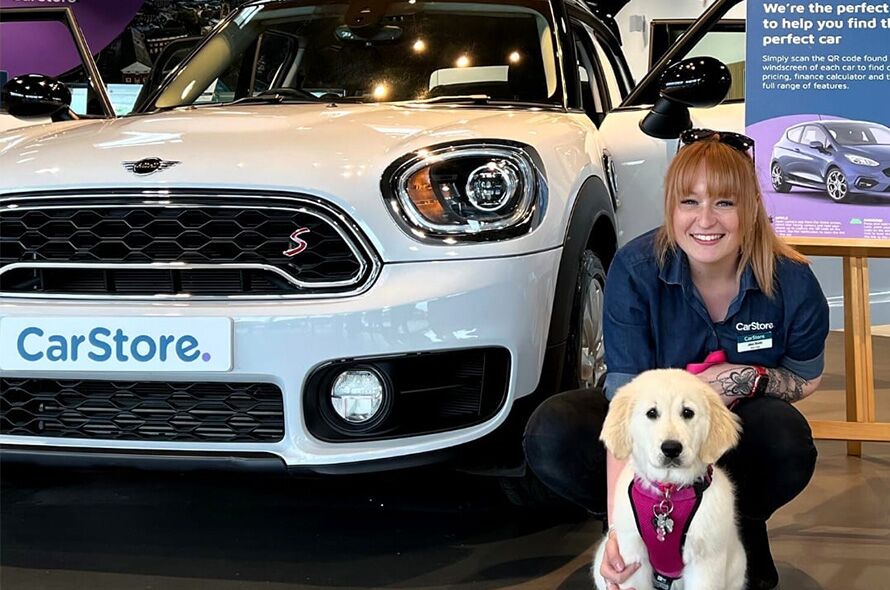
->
xmin=382 ymin=141 xmax=546 ymax=242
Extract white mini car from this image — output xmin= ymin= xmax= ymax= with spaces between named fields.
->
xmin=0 ymin=0 xmax=730 ymax=492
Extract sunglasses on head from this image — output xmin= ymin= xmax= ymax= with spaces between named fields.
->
xmin=680 ymin=128 xmax=755 ymax=153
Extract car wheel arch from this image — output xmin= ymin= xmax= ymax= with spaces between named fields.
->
xmin=545 ymin=175 xmax=615 ymax=360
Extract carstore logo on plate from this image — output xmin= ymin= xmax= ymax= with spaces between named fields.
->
xmin=0 ymin=317 xmax=232 ymax=372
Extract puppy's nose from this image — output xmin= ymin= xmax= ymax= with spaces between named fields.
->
xmin=661 ymin=440 xmax=683 ymax=459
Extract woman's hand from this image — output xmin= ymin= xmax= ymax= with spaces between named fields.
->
xmin=695 ymin=362 xmax=751 ymax=406
xmin=696 ymin=362 xmax=820 ymax=405
xmin=599 ymin=529 xmax=640 ymax=589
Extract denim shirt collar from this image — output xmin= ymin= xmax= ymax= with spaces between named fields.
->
xmin=658 ymin=247 xmax=760 ymax=321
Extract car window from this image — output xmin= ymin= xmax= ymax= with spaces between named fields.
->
xmin=153 ymin=0 xmax=562 ymax=108
xmin=0 ymin=16 xmax=124 ymax=117
xmin=787 ymin=126 xmax=804 ymax=143
xmin=683 ymin=25 xmax=745 ymax=100
xmin=801 ymin=125 xmax=829 ymax=145
xmin=0 ymin=20 xmax=101 ymax=116
xmin=824 ymin=122 xmax=890 ymax=146
xmin=623 ymin=0 xmax=747 ymax=107
xmin=195 ymin=31 xmax=299 ymax=104
xmin=571 ymin=24 xmax=608 ymax=117
xmin=582 ymin=24 xmax=626 ymax=105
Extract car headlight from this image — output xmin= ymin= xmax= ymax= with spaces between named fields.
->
xmin=383 ymin=142 xmax=544 ymax=241
xmin=844 ymin=153 xmax=880 ymax=167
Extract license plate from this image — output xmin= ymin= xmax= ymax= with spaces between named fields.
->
xmin=0 ymin=317 xmax=232 ymax=372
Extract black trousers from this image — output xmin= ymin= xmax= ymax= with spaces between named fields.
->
xmin=522 ymin=388 xmax=818 ymax=521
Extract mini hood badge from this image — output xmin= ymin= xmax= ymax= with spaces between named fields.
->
xmin=123 ymin=157 xmax=180 ymax=175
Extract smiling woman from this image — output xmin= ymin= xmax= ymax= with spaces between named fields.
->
xmin=524 ymin=131 xmax=830 ymax=590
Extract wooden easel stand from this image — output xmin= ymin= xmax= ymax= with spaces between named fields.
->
xmin=786 ymin=238 xmax=890 ymax=455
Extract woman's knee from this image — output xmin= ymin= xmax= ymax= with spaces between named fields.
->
xmin=730 ymin=397 xmax=817 ymax=509
xmin=523 ymin=388 xmax=607 ymax=480
xmin=736 ymin=397 xmax=817 ymax=466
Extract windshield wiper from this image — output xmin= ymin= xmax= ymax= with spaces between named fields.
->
xmin=229 ymin=94 xmax=317 ymax=105
xmin=406 ymin=94 xmax=492 ymax=105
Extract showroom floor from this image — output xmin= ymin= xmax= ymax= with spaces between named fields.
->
xmin=1 ymin=332 xmax=889 ymax=590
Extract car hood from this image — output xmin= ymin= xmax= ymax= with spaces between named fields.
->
xmin=0 ymin=102 xmax=597 ymax=261
xmin=0 ymin=103 xmax=571 ymax=190
xmin=843 ymin=144 xmax=890 ymax=162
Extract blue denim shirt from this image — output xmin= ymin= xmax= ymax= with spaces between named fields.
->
xmin=603 ymin=229 xmax=829 ymax=400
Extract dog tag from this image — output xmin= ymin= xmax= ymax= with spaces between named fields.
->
xmin=652 ymin=513 xmax=674 ymax=542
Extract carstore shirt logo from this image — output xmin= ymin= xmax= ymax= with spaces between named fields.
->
xmin=735 ymin=321 xmax=774 ymax=332
xmin=16 ymin=326 xmax=210 ymax=363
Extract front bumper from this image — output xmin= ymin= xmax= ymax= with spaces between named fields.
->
xmin=841 ymin=163 xmax=890 ymax=194
xmin=0 ymin=249 xmax=560 ymax=468
xmin=850 ymin=175 xmax=890 ymax=194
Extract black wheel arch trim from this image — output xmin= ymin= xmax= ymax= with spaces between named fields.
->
xmin=547 ymin=175 xmax=616 ymax=349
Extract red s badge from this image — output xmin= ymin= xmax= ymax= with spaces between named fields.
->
xmin=282 ymin=228 xmax=310 ymax=257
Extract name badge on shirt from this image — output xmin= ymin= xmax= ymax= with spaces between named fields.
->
xmin=737 ymin=331 xmax=773 ymax=353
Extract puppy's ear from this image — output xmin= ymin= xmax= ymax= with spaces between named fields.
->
xmin=700 ymin=387 xmax=742 ymax=464
xmin=600 ymin=386 xmax=635 ymax=460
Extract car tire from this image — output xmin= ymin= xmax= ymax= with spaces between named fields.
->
xmin=770 ymin=162 xmax=791 ymax=193
xmin=563 ymin=249 xmax=607 ymax=391
xmin=825 ymin=167 xmax=849 ymax=201
xmin=497 ymin=250 xmax=607 ymax=511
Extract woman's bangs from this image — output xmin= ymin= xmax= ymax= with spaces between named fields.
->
xmin=669 ymin=142 xmax=749 ymax=202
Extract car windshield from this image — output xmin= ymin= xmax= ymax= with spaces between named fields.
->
xmin=150 ymin=0 xmax=561 ymax=109
xmin=824 ymin=123 xmax=890 ymax=146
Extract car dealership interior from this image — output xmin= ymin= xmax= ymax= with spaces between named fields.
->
xmin=1 ymin=1 xmax=888 ymax=589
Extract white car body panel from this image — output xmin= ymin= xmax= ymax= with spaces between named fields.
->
xmin=0 ymin=115 xmax=54 ymax=134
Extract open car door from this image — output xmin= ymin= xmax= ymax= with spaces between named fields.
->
xmin=598 ymin=0 xmax=745 ymax=245
xmin=0 ymin=6 xmax=115 ymax=132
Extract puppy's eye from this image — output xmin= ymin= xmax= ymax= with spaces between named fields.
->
xmin=682 ymin=408 xmax=695 ymax=420
xmin=646 ymin=408 xmax=659 ymax=420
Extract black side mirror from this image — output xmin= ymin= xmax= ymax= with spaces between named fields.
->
xmin=639 ymin=57 xmax=732 ymax=140
xmin=1 ymin=74 xmax=72 ymax=118
xmin=809 ymin=140 xmax=830 ymax=152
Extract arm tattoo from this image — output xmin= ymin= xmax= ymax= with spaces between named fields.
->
xmin=707 ymin=366 xmax=810 ymax=403
xmin=764 ymin=367 xmax=809 ymax=403
xmin=708 ymin=367 xmax=757 ymax=399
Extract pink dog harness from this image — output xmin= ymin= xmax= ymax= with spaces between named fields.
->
xmin=628 ymin=466 xmax=713 ymax=590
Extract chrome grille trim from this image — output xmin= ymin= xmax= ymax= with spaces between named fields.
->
xmin=0 ymin=190 xmax=381 ymax=300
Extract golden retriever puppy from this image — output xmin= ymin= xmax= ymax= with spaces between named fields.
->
xmin=593 ymin=369 xmax=746 ymax=590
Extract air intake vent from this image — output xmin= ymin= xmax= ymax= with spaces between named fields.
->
xmin=1 ymin=378 xmax=285 ymax=442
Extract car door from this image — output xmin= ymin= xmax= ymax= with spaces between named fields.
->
xmin=0 ymin=7 xmax=115 ymax=131
xmin=598 ymin=0 xmax=745 ymax=245
xmin=566 ymin=12 xmax=630 ymax=215
xmin=794 ymin=124 xmax=833 ymax=181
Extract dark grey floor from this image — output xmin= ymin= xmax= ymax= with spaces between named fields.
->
xmin=2 ymin=333 xmax=889 ymax=590
xmin=1 ymin=465 xmax=599 ymax=590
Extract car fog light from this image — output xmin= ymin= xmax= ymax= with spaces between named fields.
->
xmin=855 ymin=177 xmax=877 ymax=189
xmin=331 ymin=369 xmax=385 ymax=423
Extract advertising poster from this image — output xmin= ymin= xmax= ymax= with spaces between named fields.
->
xmin=746 ymin=0 xmax=890 ymax=241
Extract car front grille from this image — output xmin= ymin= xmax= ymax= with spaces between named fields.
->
xmin=0 ymin=191 xmax=379 ymax=298
xmin=0 ymin=378 xmax=285 ymax=442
